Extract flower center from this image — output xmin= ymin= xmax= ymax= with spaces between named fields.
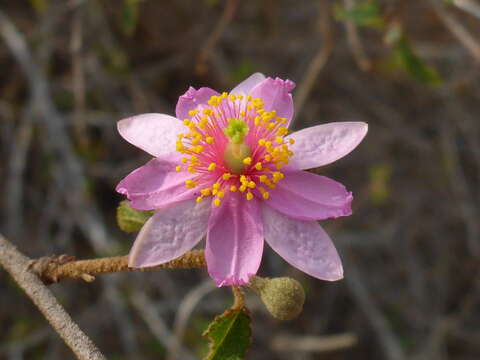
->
xmin=174 ymin=92 xmax=295 ymax=207
xmin=223 ymin=118 xmax=252 ymax=175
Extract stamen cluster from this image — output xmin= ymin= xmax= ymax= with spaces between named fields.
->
xmin=175 ymin=92 xmax=295 ymax=207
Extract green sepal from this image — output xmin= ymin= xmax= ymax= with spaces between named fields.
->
xmin=203 ymin=306 xmax=251 ymax=360
xmin=116 ymin=200 xmax=154 ymax=233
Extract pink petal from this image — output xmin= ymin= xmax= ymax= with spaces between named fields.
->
xmin=206 ymin=191 xmax=264 ymax=287
xmin=265 ymin=171 xmax=352 ymax=221
xmin=230 ymin=72 xmax=266 ymax=95
xmin=263 ymin=205 xmax=343 ymax=281
xmin=287 ymin=122 xmax=368 ymax=170
xmin=118 ymin=113 xmax=187 ymax=157
xmin=116 ymin=155 xmax=196 ymax=210
xmin=175 ymin=87 xmax=219 ymax=120
xmin=249 ymin=77 xmax=295 ymax=125
xmin=129 ymin=199 xmax=211 ymax=267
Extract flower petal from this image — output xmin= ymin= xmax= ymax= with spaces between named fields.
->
xmin=265 ymin=171 xmax=352 ymax=221
xmin=263 ymin=205 xmax=343 ymax=281
xmin=249 ymin=77 xmax=295 ymax=125
xmin=230 ymin=72 xmax=266 ymax=95
xmin=175 ymin=87 xmax=219 ymax=120
xmin=287 ymin=122 xmax=368 ymax=170
xmin=116 ymin=155 xmax=197 ymax=210
xmin=118 ymin=113 xmax=187 ymax=157
xmin=206 ymin=191 xmax=264 ymax=286
xmin=129 ymin=198 xmax=211 ymax=268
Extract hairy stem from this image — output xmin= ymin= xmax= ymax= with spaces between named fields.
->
xmin=30 ymin=250 xmax=207 ymax=284
xmin=0 ymin=234 xmax=106 ymax=360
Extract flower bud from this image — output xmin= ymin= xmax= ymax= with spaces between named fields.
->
xmin=249 ymin=276 xmax=305 ymax=320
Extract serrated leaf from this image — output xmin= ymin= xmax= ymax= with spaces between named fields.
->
xmin=203 ymin=307 xmax=251 ymax=360
xmin=334 ymin=0 xmax=385 ymax=29
xmin=393 ymin=38 xmax=443 ymax=87
xmin=116 ymin=200 xmax=153 ymax=233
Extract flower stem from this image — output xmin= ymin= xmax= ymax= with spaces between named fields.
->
xmin=231 ymin=286 xmax=245 ymax=309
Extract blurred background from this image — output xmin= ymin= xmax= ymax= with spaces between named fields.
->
xmin=1 ymin=0 xmax=480 ymax=359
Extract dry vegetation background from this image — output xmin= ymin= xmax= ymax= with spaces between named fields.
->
xmin=1 ymin=0 xmax=480 ymax=359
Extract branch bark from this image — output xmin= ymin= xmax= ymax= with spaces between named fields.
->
xmin=0 ymin=234 xmax=106 ymax=360
xmin=30 ymin=250 xmax=207 ymax=284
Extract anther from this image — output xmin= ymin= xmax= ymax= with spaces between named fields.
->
xmin=243 ymin=157 xmax=252 ymax=165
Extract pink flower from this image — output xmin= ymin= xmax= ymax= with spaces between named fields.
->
xmin=116 ymin=73 xmax=368 ymax=286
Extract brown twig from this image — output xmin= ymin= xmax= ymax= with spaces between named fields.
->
xmin=453 ymin=0 xmax=480 ymax=20
xmin=70 ymin=3 xmax=88 ymax=149
xmin=293 ymin=0 xmax=334 ymax=121
xmin=430 ymin=0 xmax=480 ymax=62
xmin=30 ymin=250 xmax=207 ymax=284
xmin=343 ymin=0 xmax=372 ymax=71
xmin=195 ymin=0 xmax=238 ymax=75
xmin=271 ymin=333 xmax=358 ymax=353
xmin=0 ymin=234 xmax=106 ymax=360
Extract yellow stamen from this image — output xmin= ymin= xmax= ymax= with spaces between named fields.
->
xmin=254 ymin=162 xmax=263 ymax=171
xmin=208 ymin=163 xmax=217 ymax=171
xmin=214 ymin=198 xmax=221 ymax=207
xmin=222 ymin=173 xmax=232 ymax=180
xmin=185 ymin=179 xmax=196 ymax=188
xmin=201 ymin=188 xmax=212 ymax=196
xmin=243 ymin=157 xmax=252 ymax=165
xmin=246 ymin=192 xmax=254 ymax=200
xmin=196 ymin=196 xmax=203 ymax=203
xmin=188 ymin=109 xmax=199 ymax=117
xmin=230 ymin=185 xmax=238 ymax=192
xmin=206 ymin=136 xmax=214 ymax=144
xmin=175 ymin=165 xmax=182 ymax=172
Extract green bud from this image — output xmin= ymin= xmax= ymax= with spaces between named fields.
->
xmin=116 ymin=200 xmax=154 ymax=232
xmin=249 ymin=276 xmax=305 ymax=320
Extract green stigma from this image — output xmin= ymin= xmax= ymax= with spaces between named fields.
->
xmin=224 ymin=118 xmax=249 ymax=144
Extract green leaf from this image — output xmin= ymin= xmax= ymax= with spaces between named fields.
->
xmin=203 ymin=307 xmax=251 ymax=360
xmin=116 ymin=200 xmax=153 ymax=232
xmin=122 ymin=0 xmax=142 ymax=36
xmin=393 ymin=38 xmax=443 ymax=87
xmin=334 ymin=0 xmax=385 ymax=29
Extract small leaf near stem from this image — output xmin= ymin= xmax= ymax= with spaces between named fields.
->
xmin=116 ymin=200 xmax=154 ymax=233
xmin=203 ymin=305 xmax=251 ymax=360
